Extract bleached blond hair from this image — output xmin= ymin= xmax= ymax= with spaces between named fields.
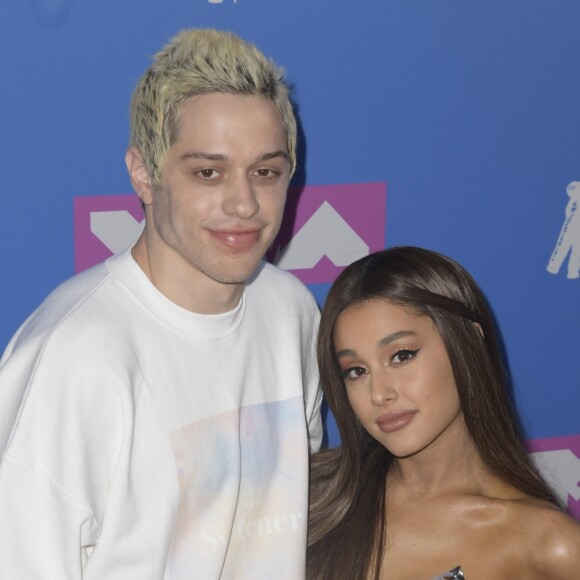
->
xmin=129 ymin=28 xmax=297 ymax=186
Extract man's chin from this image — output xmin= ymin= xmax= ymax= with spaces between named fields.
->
xmin=210 ymin=263 xmax=263 ymax=286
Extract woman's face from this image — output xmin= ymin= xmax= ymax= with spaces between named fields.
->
xmin=333 ymin=299 xmax=465 ymax=459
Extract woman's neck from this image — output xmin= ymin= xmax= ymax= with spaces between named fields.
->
xmin=386 ymin=417 xmax=499 ymax=500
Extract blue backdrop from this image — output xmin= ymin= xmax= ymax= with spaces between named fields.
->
xmin=1 ymin=0 xmax=578 ymax=515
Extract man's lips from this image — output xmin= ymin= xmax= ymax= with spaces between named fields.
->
xmin=209 ymin=229 xmax=261 ymax=250
xmin=376 ymin=410 xmax=417 ymax=433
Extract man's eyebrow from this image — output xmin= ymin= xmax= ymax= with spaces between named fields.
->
xmin=336 ymin=330 xmax=418 ymax=359
xmin=259 ymin=150 xmax=290 ymax=162
xmin=179 ymin=152 xmax=229 ymax=162
xmin=178 ymin=150 xmax=290 ymax=163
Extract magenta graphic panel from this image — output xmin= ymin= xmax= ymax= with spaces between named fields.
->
xmin=268 ymin=182 xmax=387 ymax=284
xmin=528 ymin=435 xmax=580 ymax=519
xmin=74 ymin=195 xmax=144 ymax=273
xmin=74 ymin=183 xmax=387 ymax=282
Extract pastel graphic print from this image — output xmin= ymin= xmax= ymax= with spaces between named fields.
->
xmin=168 ymin=398 xmax=307 ymax=579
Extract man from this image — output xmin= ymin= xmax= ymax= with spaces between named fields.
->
xmin=0 ymin=29 xmax=322 ymax=578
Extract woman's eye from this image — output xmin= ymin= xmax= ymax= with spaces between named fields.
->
xmin=341 ymin=366 xmax=367 ymax=381
xmin=391 ymin=349 xmax=419 ymax=364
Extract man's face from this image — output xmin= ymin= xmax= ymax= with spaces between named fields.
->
xmin=145 ymin=92 xmax=290 ymax=294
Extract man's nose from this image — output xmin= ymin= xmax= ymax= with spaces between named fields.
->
xmin=222 ymin=175 xmax=260 ymax=219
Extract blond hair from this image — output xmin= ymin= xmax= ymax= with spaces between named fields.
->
xmin=129 ymin=28 xmax=297 ymax=186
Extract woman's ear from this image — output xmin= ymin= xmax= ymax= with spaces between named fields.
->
xmin=473 ymin=322 xmax=484 ymax=338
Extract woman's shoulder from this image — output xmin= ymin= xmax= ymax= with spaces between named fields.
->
xmin=505 ymin=497 xmax=580 ymax=578
xmin=447 ymin=493 xmax=579 ymax=578
xmin=526 ymin=502 xmax=580 ymax=577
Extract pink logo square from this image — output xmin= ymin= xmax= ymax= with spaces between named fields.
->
xmin=267 ymin=182 xmax=387 ymax=284
xmin=528 ymin=435 xmax=580 ymax=519
xmin=74 ymin=195 xmax=144 ymax=273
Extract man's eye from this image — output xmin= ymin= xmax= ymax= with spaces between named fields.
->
xmin=391 ymin=349 xmax=419 ymax=364
xmin=197 ymin=168 xmax=219 ymax=179
xmin=255 ymin=168 xmax=279 ymax=178
xmin=341 ymin=366 xmax=367 ymax=381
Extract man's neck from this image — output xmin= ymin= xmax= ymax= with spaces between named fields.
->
xmin=131 ymin=236 xmax=245 ymax=314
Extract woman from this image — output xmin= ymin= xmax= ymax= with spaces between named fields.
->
xmin=307 ymin=247 xmax=580 ymax=579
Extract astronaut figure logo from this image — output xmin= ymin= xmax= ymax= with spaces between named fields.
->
xmin=547 ymin=181 xmax=580 ymax=280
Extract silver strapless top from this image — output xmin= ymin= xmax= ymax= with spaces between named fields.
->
xmin=431 ymin=565 xmax=465 ymax=579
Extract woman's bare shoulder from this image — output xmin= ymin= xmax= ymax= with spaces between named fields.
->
xmin=512 ymin=499 xmax=580 ymax=578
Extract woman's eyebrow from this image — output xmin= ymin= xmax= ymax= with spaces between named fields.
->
xmin=376 ymin=330 xmax=417 ymax=349
xmin=336 ymin=330 xmax=418 ymax=359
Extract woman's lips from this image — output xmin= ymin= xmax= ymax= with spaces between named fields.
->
xmin=376 ymin=410 xmax=417 ymax=433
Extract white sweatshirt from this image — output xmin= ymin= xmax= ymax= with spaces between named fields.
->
xmin=0 ymin=248 xmax=322 ymax=579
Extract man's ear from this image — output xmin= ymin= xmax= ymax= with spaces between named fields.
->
xmin=126 ymin=146 xmax=154 ymax=206
xmin=473 ymin=322 xmax=484 ymax=338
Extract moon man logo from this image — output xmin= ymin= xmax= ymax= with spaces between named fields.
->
xmin=547 ymin=181 xmax=580 ymax=280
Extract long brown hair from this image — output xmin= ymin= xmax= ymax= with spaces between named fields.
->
xmin=307 ymin=246 xmax=559 ymax=580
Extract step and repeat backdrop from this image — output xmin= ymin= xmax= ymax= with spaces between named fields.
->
xmin=1 ymin=1 xmax=578 ymax=517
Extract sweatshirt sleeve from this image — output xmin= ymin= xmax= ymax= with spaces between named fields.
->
xmin=307 ymin=384 xmax=324 ymax=453
xmin=0 ymin=328 xmax=124 ymax=577
xmin=0 ymin=454 xmax=100 ymax=578
xmin=302 ymin=294 xmax=323 ymax=453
